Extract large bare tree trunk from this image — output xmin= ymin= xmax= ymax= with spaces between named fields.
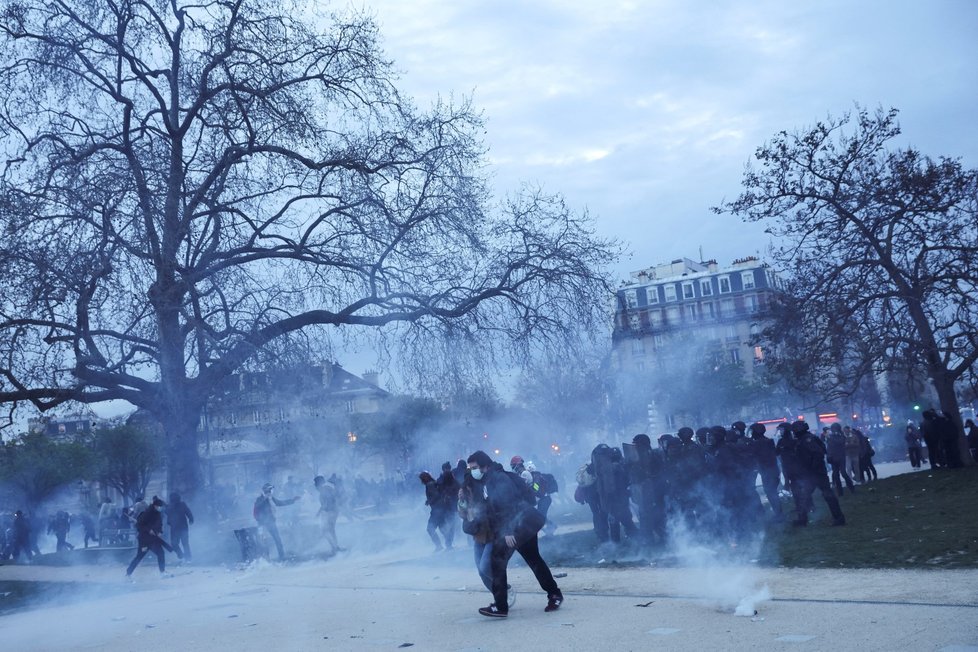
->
xmin=931 ymin=373 xmax=974 ymax=467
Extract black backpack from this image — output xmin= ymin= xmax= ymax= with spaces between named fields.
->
xmin=536 ymin=472 xmax=559 ymax=494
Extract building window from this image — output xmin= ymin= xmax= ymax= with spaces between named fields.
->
xmin=682 ymin=282 xmax=694 ymax=299
xmin=730 ymin=348 xmax=741 ymax=363
xmin=631 ymin=339 xmax=645 ymax=355
xmin=742 ymin=271 xmax=755 ymax=290
xmin=654 ymin=334 xmax=664 ymax=348
xmin=726 ymin=325 xmax=737 ymax=340
xmin=346 ymin=400 xmax=356 ymax=413
xmin=746 ymin=295 xmax=759 ymax=313
xmin=720 ymin=298 xmax=735 ymax=315
xmin=628 ymin=313 xmax=640 ymax=330
xmin=700 ymin=279 xmax=713 ymax=296
xmin=666 ymin=306 xmax=680 ymax=322
xmin=647 ymin=287 xmax=659 ymax=304
xmin=624 ymin=290 xmax=637 ymax=308
xmin=664 ymin=284 xmax=677 ymax=302
xmin=685 ymin=304 xmax=697 ymax=321
xmin=718 ymin=276 xmax=731 ymax=293
xmin=635 ymin=360 xmax=646 ymax=372
xmin=648 ymin=310 xmax=662 ymax=326
xmin=703 ymin=302 xmax=716 ymax=318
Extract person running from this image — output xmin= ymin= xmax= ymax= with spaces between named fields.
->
xmin=467 ymin=450 xmax=562 ymax=618
xmin=126 ymin=497 xmax=173 ymax=579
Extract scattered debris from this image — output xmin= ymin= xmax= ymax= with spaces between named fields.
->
xmin=398 ymin=644 xmax=414 ymax=648
xmin=553 ymin=572 xmax=568 ymax=578
xmin=228 ymin=615 xmax=238 ymax=619
xmin=635 ymin=601 xmax=655 ymax=608
xmin=750 ymin=616 xmax=765 ymax=623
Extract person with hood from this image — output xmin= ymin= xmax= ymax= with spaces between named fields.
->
xmin=467 ymin=450 xmax=562 ymax=618
xmin=420 ymin=471 xmax=451 ymax=552
xmin=166 ymin=493 xmax=194 ymax=562
xmin=253 ymin=483 xmax=300 ymax=561
xmin=126 ymin=496 xmax=173 ymax=579
xmin=436 ymin=462 xmax=460 ymax=550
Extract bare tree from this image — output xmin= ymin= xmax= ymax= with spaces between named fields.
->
xmin=0 ymin=1 xmax=618 ymax=493
xmin=718 ymin=107 xmax=978 ymax=465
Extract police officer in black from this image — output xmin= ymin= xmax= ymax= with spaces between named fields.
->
xmin=790 ymin=421 xmax=846 ymax=526
xmin=748 ymin=422 xmax=784 ymax=521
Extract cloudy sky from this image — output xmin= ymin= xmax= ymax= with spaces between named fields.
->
xmin=364 ymin=0 xmax=978 ymax=279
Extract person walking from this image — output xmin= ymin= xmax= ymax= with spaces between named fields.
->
xmin=791 ymin=422 xmax=846 ymax=527
xmin=467 ymin=450 xmax=562 ymax=618
xmin=166 ymin=493 xmax=194 ymax=562
xmin=905 ymin=422 xmax=924 ymax=468
xmin=420 ymin=471 xmax=451 ymax=552
xmin=253 ymin=483 xmax=300 ymax=561
xmin=10 ymin=510 xmax=33 ymax=563
xmin=314 ymin=475 xmax=342 ymax=554
xmin=126 ymin=497 xmax=173 ymax=579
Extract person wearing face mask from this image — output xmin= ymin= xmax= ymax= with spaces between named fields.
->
xmin=126 ymin=496 xmax=174 ymax=579
xmin=466 ymin=450 xmax=562 ymax=618
xmin=253 ymin=482 xmax=300 ymax=561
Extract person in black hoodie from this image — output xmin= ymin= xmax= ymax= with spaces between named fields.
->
xmin=126 ymin=496 xmax=173 ymax=578
xmin=166 ymin=493 xmax=194 ymax=562
xmin=467 ymin=450 xmax=562 ymax=618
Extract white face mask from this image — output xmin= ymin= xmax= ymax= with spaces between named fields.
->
xmin=470 ymin=467 xmax=484 ymax=481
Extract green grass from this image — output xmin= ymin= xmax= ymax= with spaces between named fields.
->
xmin=761 ymin=466 xmax=978 ymax=569
xmin=539 ymin=467 xmax=978 ymax=569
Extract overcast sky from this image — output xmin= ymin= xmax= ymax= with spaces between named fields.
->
xmin=364 ymin=0 xmax=978 ymax=279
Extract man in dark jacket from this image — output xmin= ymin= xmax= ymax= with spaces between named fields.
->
xmin=126 ymin=496 xmax=172 ymax=578
xmin=253 ymin=483 xmax=299 ymax=560
xmin=166 ymin=493 xmax=194 ymax=562
xmin=436 ymin=462 xmax=460 ymax=550
xmin=467 ymin=450 xmax=562 ymax=618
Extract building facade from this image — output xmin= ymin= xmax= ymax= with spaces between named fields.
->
xmin=611 ymin=256 xmax=785 ymax=430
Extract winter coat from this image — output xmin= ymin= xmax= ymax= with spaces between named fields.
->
xmin=166 ymin=500 xmax=194 ymax=531
xmin=135 ymin=507 xmax=163 ymax=547
xmin=482 ymin=463 xmax=535 ymax=542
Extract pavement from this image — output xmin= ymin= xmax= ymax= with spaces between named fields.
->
xmin=1 ymin=542 xmax=977 ymax=652
xmin=0 ymin=460 xmax=972 ymax=651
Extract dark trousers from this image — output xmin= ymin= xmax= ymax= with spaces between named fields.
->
xmin=795 ymin=474 xmax=845 ymax=524
xmin=171 ymin=527 xmax=191 ymax=560
xmin=263 ymin=521 xmax=285 ymax=560
xmin=127 ymin=541 xmax=165 ymax=575
xmin=859 ymin=456 xmax=877 ymax=482
xmin=829 ymin=458 xmax=855 ymax=494
xmin=908 ymin=447 xmax=922 ymax=468
xmin=55 ymin=533 xmax=74 ymax=552
xmin=489 ymin=534 xmax=560 ymax=612
xmin=11 ymin=538 xmax=32 ymax=562
xmin=759 ymin=468 xmax=783 ymax=517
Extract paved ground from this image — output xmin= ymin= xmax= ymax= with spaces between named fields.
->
xmin=0 ymin=460 xmax=970 ymax=651
xmin=1 ymin=543 xmax=977 ymax=652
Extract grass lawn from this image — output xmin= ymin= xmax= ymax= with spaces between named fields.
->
xmin=540 ymin=466 xmax=978 ymax=569
xmin=761 ymin=466 xmax=978 ymax=569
